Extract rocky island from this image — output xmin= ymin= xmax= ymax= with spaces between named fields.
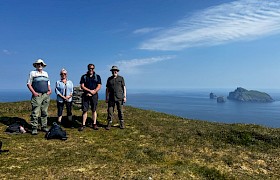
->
xmin=227 ymin=87 xmax=274 ymax=103
xmin=209 ymin=92 xmax=217 ymax=99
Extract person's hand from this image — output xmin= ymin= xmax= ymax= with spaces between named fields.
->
xmin=47 ymin=91 xmax=51 ymax=95
xmin=123 ymin=97 xmax=126 ymax=103
xmin=33 ymin=92 xmax=39 ymax=97
xmin=90 ymin=89 xmax=96 ymax=95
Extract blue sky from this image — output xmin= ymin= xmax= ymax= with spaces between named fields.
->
xmin=1 ymin=0 xmax=280 ymax=91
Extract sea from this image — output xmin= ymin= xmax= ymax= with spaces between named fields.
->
xmin=1 ymin=88 xmax=280 ymax=128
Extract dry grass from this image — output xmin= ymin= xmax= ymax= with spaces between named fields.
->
xmin=0 ymin=100 xmax=279 ymax=179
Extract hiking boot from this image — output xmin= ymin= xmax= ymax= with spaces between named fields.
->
xmin=93 ymin=124 xmax=99 ymax=130
xmin=78 ymin=125 xmax=86 ymax=131
xmin=120 ymin=120 xmax=125 ymax=129
xmin=31 ymin=129 xmax=38 ymax=135
xmin=105 ymin=122 xmax=112 ymax=130
xmin=41 ymin=127 xmax=49 ymax=132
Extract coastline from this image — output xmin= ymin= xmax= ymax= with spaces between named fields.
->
xmin=1 ymin=88 xmax=280 ymax=128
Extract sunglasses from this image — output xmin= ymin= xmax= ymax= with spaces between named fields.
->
xmin=36 ymin=63 xmax=44 ymax=66
xmin=60 ymin=73 xmax=67 ymax=75
xmin=88 ymin=68 xmax=94 ymax=70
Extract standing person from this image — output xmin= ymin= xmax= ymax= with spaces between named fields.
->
xmin=105 ymin=66 xmax=126 ymax=130
xmin=79 ymin=64 xmax=101 ymax=131
xmin=27 ymin=59 xmax=52 ymax=135
xmin=55 ymin=68 xmax=74 ymax=126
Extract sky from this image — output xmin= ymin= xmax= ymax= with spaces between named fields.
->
xmin=1 ymin=0 xmax=280 ymax=91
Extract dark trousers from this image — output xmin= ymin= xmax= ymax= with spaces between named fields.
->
xmin=57 ymin=101 xmax=72 ymax=117
xmin=107 ymin=100 xmax=124 ymax=122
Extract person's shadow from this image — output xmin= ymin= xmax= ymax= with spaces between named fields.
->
xmin=50 ymin=115 xmax=107 ymax=129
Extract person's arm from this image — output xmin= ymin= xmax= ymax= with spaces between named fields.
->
xmin=106 ymin=87 xmax=109 ymax=103
xmin=27 ymin=72 xmax=39 ymax=97
xmin=46 ymin=72 xmax=52 ymax=95
xmin=67 ymin=81 xmax=74 ymax=99
xmin=122 ymin=77 xmax=126 ymax=102
xmin=27 ymin=84 xmax=39 ymax=97
xmin=47 ymin=85 xmax=52 ymax=95
xmin=123 ymin=86 xmax=126 ymax=103
xmin=55 ymin=82 xmax=67 ymax=100
xmin=95 ymin=84 xmax=101 ymax=93
xmin=93 ymin=75 xmax=102 ymax=94
xmin=81 ymin=83 xmax=92 ymax=93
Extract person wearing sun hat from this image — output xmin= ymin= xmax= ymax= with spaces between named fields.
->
xmin=105 ymin=65 xmax=127 ymax=130
xmin=27 ymin=58 xmax=52 ymax=135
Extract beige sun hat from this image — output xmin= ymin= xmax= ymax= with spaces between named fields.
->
xmin=33 ymin=59 xmax=47 ymax=67
xmin=110 ymin=65 xmax=119 ymax=72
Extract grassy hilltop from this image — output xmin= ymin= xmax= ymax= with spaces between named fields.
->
xmin=0 ymin=100 xmax=280 ymax=179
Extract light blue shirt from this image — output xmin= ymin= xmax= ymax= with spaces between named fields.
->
xmin=55 ymin=80 xmax=74 ymax=102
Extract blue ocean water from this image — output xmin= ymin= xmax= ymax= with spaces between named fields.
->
xmin=1 ymin=89 xmax=280 ymax=128
xmin=125 ymin=89 xmax=280 ymax=128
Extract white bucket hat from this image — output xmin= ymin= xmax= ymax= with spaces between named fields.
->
xmin=33 ymin=59 xmax=47 ymax=68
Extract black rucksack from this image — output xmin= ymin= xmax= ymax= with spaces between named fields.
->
xmin=45 ymin=123 xmax=67 ymax=140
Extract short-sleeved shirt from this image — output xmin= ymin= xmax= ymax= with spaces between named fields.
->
xmin=80 ymin=73 xmax=102 ymax=92
xmin=27 ymin=70 xmax=50 ymax=93
xmin=106 ymin=75 xmax=125 ymax=101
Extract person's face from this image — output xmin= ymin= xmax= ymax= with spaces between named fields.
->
xmin=88 ymin=66 xmax=95 ymax=74
xmin=60 ymin=72 xmax=67 ymax=79
xmin=35 ymin=63 xmax=44 ymax=70
xmin=112 ymin=70 xmax=118 ymax=77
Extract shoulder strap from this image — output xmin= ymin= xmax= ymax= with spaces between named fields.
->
xmin=94 ymin=73 xmax=97 ymax=81
xmin=83 ymin=74 xmax=87 ymax=82
xmin=83 ymin=74 xmax=98 ymax=82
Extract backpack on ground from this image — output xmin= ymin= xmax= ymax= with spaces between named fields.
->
xmin=5 ymin=123 xmax=21 ymax=134
xmin=45 ymin=122 xmax=67 ymax=140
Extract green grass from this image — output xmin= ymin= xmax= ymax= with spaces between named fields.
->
xmin=0 ymin=100 xmax=280 ymax=179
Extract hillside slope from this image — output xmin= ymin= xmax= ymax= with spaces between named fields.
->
xmin=0 ymin=100 xmax=279 ymax=179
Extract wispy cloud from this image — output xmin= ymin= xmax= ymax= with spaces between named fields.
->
xmin=139 ymin=0 xmax=280 ymax=50
xmin=111 ymin=55 xmax=176 ymax=74
xmin=133 ymin=27 xmax=162 ymax=34
xmin=2 ymin=49 xmax=13 ymax=55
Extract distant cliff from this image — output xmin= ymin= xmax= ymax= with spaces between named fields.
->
xmin=227 ymin=87 xmax=274 ymax=102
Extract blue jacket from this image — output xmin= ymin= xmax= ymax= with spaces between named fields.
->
xmin=55 ymin=80 xmax=74 ymax=102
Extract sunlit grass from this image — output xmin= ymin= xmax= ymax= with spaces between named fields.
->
xmin=0 ymin=100 xmax=279 ymax=179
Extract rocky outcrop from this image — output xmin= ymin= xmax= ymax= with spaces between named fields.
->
xmin=210 ymin=92 xmax=217 ymax=99
xmin=217 ymin=96 xmax=226 ymax=103
xmin=227 ymin=87 xmax=274 ymax=103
